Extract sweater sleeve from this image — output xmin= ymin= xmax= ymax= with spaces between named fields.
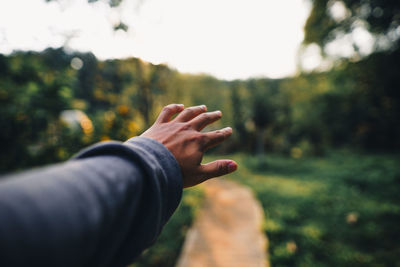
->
xmin=0 ymin=136 xmax=183 ymax=267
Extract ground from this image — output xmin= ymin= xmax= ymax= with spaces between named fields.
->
xmin=176 ymin=179 xmax=269 ymax=267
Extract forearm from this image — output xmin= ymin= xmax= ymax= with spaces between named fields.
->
xmin=0 ymin=137 xmax=182 ymax=267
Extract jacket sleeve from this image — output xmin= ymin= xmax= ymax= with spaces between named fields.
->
xmin=0 ymin=136 xmax=183 ymax=267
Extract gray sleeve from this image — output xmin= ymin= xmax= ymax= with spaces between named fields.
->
xmin=0 ymin=136 xmax=183 ymax=267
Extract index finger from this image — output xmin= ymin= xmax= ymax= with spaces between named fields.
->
xmin=190 ymin=110 xmax=222 ymax=131
xmin=202 ymin=127 xmax=232 ymax=150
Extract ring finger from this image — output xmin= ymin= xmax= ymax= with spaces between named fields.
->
xmin=190 ymin=110 xmax=222 ymax=131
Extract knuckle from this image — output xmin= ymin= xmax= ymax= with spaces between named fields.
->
xmin=201 ymin=113 xmax=212 ymax=121
xmin=186 ymin=106 xmax=204 ymax=115
xmin=200 ymin=134 xmax=209 ymax=145
xmin=185 ymin=107 xmax=196 ymax=115
xmin=163 ymin=106 xmax=173 ymax=113
xmin=188 ymin=135 xmax=197 ymax=143
xmin=196 ymin=133 xmax=206 ymax=142
xmin=191 ymin=133 xmax=206 ymax=145
xmin=180 ymin=123 xmax=191 ymax=131
xmin=214 ymin=130 xmax=225 ymax=139
xmin=217 ymin=162 xmax=225 ymax=173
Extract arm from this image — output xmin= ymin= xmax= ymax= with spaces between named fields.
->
xmin=0 ymin=104 xmax=237 ymax=267
xmin=0 ymin=137 xmax=181 ymax=267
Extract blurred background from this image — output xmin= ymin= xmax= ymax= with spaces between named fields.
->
xmin=0 ymin=0 xmax=399 ymax=266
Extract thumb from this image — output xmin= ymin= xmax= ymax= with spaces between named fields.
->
xmin=199 ymin=160 xmax=238 ymax=180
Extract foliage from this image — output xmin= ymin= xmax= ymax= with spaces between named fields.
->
xmin=0 ymin=50 xmax=77 ymax=170
xmin=46 ymin=0 xmax=124 ymax=7
xmin=304 ymin=0 xmax=400 ymax=52
xmin=209 ymin=152 xmax=400 ymax=267
xmin=1 ymin=44 xmax=399 ymax=173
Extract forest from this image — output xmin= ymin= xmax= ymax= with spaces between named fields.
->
xmin=1 ymin=44 xmax=399 ymax=172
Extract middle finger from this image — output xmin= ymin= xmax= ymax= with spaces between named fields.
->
xmin=175 ymin=105 xmax=207 ymax=122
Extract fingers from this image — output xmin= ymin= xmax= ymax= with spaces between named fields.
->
xmin=202 ymin=127 xmax=232 ymax=150
xmin=199 ymin=160 xmax=238 ymax=180
xmin=175 ymin=105 xmax=207 ymax=122
xmin=156 ymin=104 xmax=184 ymax=123
xmin=190 ymin=110 xmax=222 ymax=131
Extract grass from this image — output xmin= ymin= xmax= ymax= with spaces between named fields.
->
xmin=217 ymin=151 xmax=400 ymax=267
xmin=132 ymin=151 xmax=400 ymax=267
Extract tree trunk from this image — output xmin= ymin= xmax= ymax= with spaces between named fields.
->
xmin=256 ymin=127 xmax=265 ymax=158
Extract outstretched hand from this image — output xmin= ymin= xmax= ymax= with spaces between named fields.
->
xmin=141 ymin=104 xmax=238 ymax=188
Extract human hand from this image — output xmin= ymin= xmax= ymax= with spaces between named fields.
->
xmin=141 ymin=104 xmax=238 ymax=188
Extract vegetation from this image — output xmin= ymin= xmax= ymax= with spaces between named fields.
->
xmin=209 ymin=152 xmax=400 ymax=266
xmin=1 ymin=0 xmax=399 ymax=266
xmin=304 ymin=0 xmax=400 ymax=51
xmin=1 ymin=45 xmax=399 ymax=173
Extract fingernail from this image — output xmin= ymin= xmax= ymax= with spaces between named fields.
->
xmin=222 ymin=127 xmax=232 ymax=134
xmin=201 ymin=105 xmax=207 ymax=111
xmin=228 ymin=161 xmax=237 ymax=172
xmin=215 ymin=110 xmax=222 ymax=116
xmin=178 ymin=104 xmax=184 ymax=108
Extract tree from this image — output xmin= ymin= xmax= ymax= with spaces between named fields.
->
xmin=46 ymin=0 xmax=124 ymax=7
xmin=44 ymin=0 xmax=143 ymax=34
xmin=302 ymin=0 xmax=400 ymax=151
xmin=247 ymin=79 xmax=278 ymax=157
xmin=304 ymin=0 xmax=400 ymax=54
xmin=230 ymin=81 xmax=248 ymax=148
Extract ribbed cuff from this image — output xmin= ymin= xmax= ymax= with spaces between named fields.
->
xmin=124 ymin=136 xmax=183 ymax=220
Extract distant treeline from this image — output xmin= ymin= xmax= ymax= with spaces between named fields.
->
xmin=0 ymin=47 xmax=399 ymax=172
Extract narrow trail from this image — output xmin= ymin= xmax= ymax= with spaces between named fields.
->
xmin=176 ymin=179 xmax=269 ymax=267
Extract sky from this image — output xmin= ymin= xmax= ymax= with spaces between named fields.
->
xmin=0 ymin=0 xmax=312 ymax=80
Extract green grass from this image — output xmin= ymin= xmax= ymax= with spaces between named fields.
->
xmin=213 ymin=152 xmax=400 ymax=267
xmin=132 ymin=151 xmax=400 ymax=267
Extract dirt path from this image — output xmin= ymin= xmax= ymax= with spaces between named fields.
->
xmin=176 ymin=179 xmax=269 ymax=267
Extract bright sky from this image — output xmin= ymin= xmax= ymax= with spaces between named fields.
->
xmin=0 ymin=0 xmax=312 ymax=80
